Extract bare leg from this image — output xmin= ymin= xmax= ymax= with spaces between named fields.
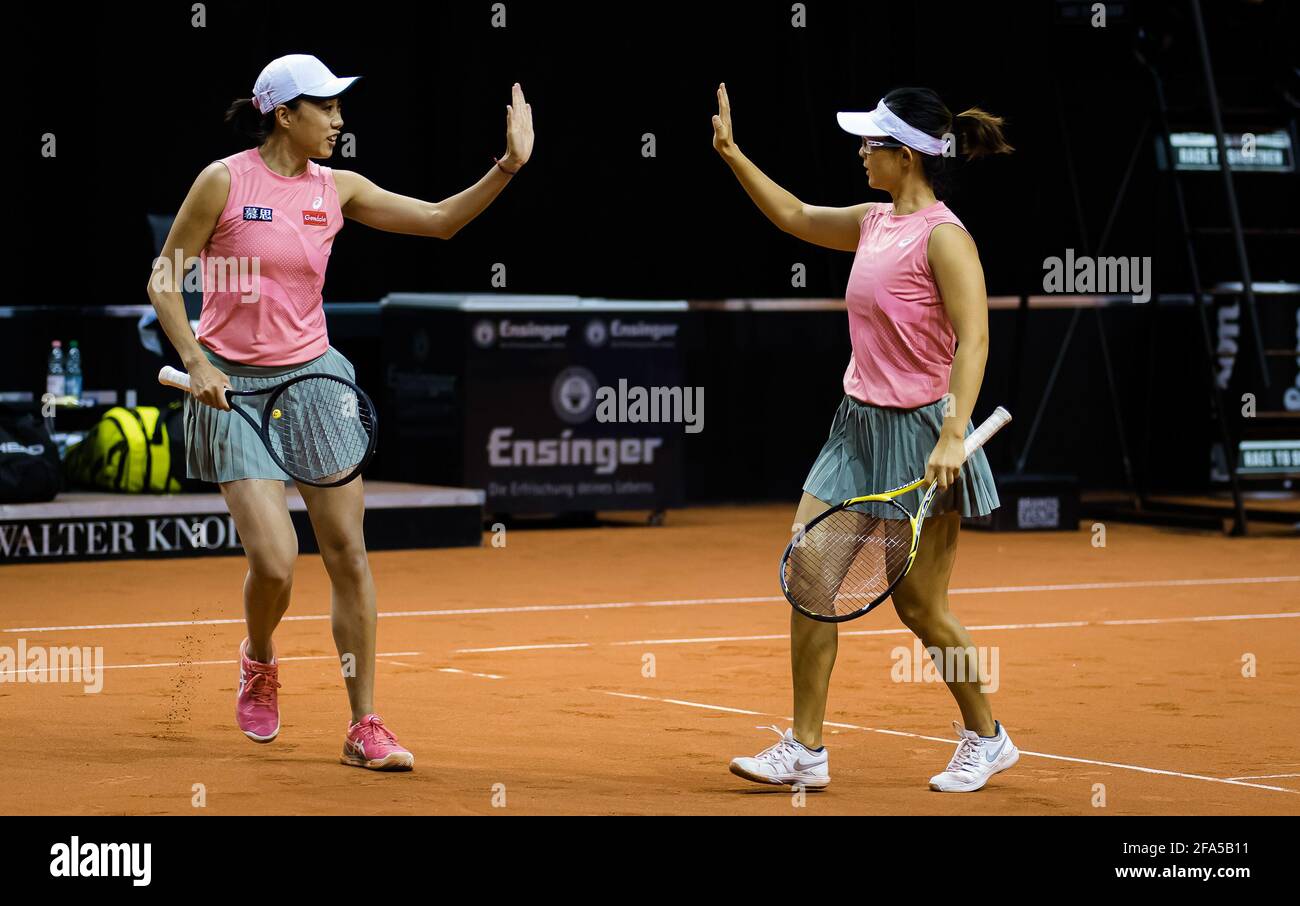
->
xmin=297 ymin=477 xmax=375 ymax=723
xmin=790 ymin=492 xmax=839 ymax=749
xmin=891 ymin=510 xmax=995 ymax=736
xmin=220 ymin=479 xmax=297 ymax=663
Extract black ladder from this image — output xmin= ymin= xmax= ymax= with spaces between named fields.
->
xmin=1139 ymin=0 xmax=1299 ymax=534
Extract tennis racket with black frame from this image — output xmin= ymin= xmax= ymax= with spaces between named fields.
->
xmin=780 ymin=406 xmax=1011 ymax=623
xmin=159 ymin=365 xmax=378 ymax=488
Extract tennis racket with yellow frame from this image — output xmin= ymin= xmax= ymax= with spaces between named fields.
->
xmin=780 ymin=406 xmax=1011 ymax=623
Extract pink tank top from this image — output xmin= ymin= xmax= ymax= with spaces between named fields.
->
xmin=842 ymin=200 xmax=970 ymax=408
xmin=196 ymin=148 xmax=343 ymax=365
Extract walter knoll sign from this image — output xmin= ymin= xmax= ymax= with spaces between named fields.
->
xmin=0 ymin=513 xmax=242 ymax=564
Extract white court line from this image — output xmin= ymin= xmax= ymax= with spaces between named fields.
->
xmin=438 ymin=667 xmax=504 ymax=680
xmin=6 ymin=575 xmax=1299 ymax=634
xmin=604 ymin=691 xmax=1300 ymax=795
xmin=458 ymin=643 xmax=591 ymax=654
xmin=1224 ymin=773 xmax=1300 ymax=781
xmin=0 ymin=651 xmax=422 ymax=679
xmin=457 ymin=611 xmax=1300 ymax=653
xmin=604 ymin=691 xmax=766 ymax=715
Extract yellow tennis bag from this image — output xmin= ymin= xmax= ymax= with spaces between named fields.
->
xmin=64 ymin=403 xmax=183 ymax=493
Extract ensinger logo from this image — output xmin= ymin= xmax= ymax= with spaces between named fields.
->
xmin=552 ymin=367 xmax=599 ymax=424
xmin=609 ymin=319 xmax=679 ymax=342
xmin=473 ymin=320 xmax=497 ymax=348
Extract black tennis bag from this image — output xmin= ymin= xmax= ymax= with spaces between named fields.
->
xmin=0 ymin=403 xmax=63 ymax=504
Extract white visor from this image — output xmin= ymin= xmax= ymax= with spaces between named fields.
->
xmin=836 ymin=99 xmax=945 ymax=156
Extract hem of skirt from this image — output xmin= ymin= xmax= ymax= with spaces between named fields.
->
xmin=798 ymin=489 xmax=1000 ymax=520
xmin=186 ymin=467 xmax=291 ymax=484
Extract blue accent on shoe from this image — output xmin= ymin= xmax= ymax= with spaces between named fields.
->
xmin=978 ymin=720 xmax=1002 ymax=740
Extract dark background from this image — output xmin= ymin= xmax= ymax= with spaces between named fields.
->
xmin=24 ymin=0 xmax=1294 ymax=303
xmin=17 ymin=0 xmax=1300 ymax=500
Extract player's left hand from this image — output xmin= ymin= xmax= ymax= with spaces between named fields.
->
xmin=924 ymin=433 xmax=965 ymax=491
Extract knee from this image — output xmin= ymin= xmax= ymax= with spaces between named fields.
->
xmin=250 ymin=555 xmax=295 ymax=590
xmin=322 ymin=544 xmax=370 ymax=586
xmin=248 ymin=540 xmax=297 ymax=589
xmin=893 ymin=592 xmax=943 ymax=637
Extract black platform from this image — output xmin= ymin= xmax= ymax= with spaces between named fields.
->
xmin=0 ymin=482 xmax=483 ymax=564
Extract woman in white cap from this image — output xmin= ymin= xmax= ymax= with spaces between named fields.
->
xmin=714 ymin=84 xmax=1018 ymax=792
xmin=146 ymin=54 xmax=534 ymax=770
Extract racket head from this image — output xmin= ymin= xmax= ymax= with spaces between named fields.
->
xmin=259 ymin=373 xmax=378 ymax=487
xmin=780 ymin=497 xmax=919 ymax=623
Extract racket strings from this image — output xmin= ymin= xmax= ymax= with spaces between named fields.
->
xmin=784 ymin=508 xmax=913 ymax=619
xmin=266 ymin=377 xmax=376 ymax=483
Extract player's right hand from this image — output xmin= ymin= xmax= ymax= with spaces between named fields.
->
xmin=190 ymin=361 xmax=232 ymax=411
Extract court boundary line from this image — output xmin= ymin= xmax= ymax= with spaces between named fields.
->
xmin=5 ymin=575 xmax=1298 ymax=634
xmin=456 ymin=610 xmax=1300 ymax=653
xmin=602 ymin=691 xmax=1300 ymax=796
xmin=0 ymin=651 xmax=423 ymax=678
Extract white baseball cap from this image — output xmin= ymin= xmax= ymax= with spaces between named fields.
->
xmin=251 ymin=54 xmax=360 ymax=114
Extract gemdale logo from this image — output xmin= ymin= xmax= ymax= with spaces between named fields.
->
xmin=0 ymin=639 xmax=104 ymax=693
xmin=49 ymin=837 xmax=151 ymax=886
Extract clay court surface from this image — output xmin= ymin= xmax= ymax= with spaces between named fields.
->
xmin=1 ymin=504 xmax=1297 ymax=815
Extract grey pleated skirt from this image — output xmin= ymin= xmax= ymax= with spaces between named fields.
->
xmin=183 ymin=345 xmax=358 ymax=484
xmin=803 ymin=394 xmax=1001 ymax=520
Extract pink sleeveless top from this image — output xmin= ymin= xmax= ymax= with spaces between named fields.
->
xmin=196 ymin=148 xmax=343 ymax=365
xmin=842 ymin=200 xmax=970 ymax=408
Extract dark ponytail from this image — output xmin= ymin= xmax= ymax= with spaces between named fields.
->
xmin=223 ymin=96 xmax=303 ymax=145
xmin=880 ymin=87 xmax=1013 ymax=196
xmin=953 ymin=107 xmax=1014 ymax=159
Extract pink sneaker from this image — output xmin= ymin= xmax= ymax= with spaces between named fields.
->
xmin=236 ymin=638 xmax=281 ymax=743
xmin=340 ymin=714 xmax=414 ymax=771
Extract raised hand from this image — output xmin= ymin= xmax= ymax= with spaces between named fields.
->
xmin=502 ymin=82 xmax=534 ymax=171
xmin=712 ymin=82 xmax=736 ymax=155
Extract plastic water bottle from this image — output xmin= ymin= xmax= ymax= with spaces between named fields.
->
xmin=65 ymin=340 xmax=83 ymax=402
xmin=46 ymin=340 xmax=65 ymax=399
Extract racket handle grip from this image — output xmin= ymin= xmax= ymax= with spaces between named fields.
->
xmin=158 ymin=365 xmax=192 ymax=391
xmin=963 ymin=406 xmax=1012 ymax=461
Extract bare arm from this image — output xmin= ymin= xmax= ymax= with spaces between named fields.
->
xmin=924 ymin=222 xmax=991 ymax=489
xmin=712 ymin=82 xmax=869 ymax=252
xmin=337 ymin=82 xmax=535 ymax=239
xmin=145 ymin=162 xmax=233 ymax=410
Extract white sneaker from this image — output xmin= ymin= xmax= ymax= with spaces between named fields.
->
xmin=729 ymin=725 xmax=830 ymax=789
xmin=929 ymin=720 xmax=1019 ymax=792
